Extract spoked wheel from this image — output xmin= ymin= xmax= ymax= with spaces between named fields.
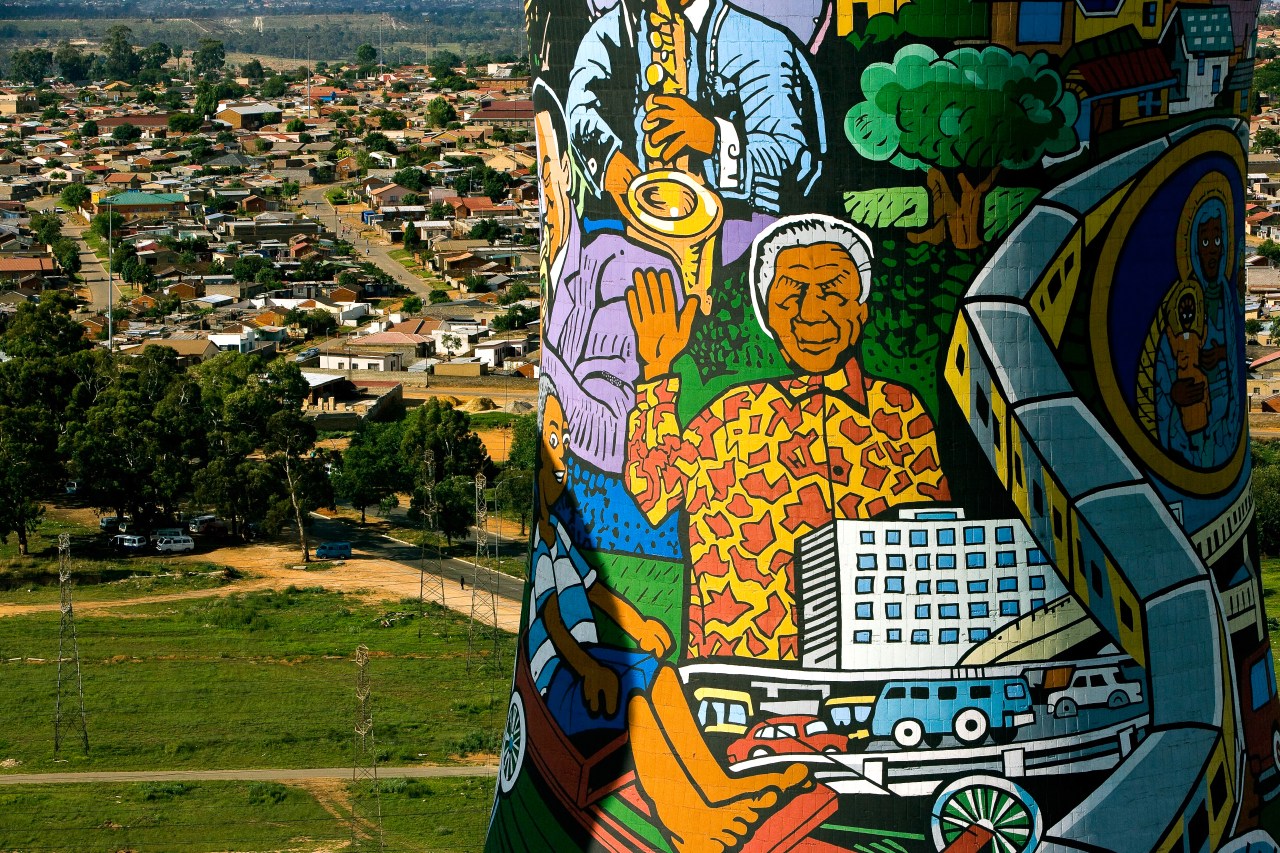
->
xmin=931 ymin=775 xmax=1042 ymax=853
xmin=497 ymin=692 xmax=526 ymax=795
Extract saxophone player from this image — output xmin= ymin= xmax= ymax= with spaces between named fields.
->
xmin=565 ymin=0 xmax=826 ymax=227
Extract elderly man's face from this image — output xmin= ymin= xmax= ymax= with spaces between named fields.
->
xmin=766 ymin=243 xmax=868 ymax=375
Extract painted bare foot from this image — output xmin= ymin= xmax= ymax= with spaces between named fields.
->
xmin=662 ymin=788 xmax=779 ymax=853
xmin=699 ymin=761 xmax=811 ymax=806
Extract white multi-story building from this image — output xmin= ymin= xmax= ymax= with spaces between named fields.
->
xmin=796 ymin=509 xmax=1068 ymax=672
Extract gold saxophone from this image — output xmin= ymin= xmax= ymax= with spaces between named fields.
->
xmin=622 ymin=0 xmax=723 ymax=313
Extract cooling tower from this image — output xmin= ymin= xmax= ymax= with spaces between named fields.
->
xmin=487 ymin=0 xmax=1280 ymax=849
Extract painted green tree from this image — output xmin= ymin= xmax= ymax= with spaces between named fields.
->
xmin=846 ymin=45 xmax=1078 ymax=249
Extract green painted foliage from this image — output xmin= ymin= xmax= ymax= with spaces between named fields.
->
xmin=984 ymin=186 xmax=1040 ymax=241
xmin=845 ymin=44 xmax=1079 ymax=173
xmin=844 ymin=186 xmax=929 ymax=229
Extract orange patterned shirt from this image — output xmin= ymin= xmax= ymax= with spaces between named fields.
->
xmin=626 ymin=360 xmax=949 ymax=660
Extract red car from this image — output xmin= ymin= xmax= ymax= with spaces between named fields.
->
xmin=726 ymin=715 xmax=847 ymax=762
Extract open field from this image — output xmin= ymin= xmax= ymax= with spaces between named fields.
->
xmin=0 ymin=774 xmax=494 ymax=853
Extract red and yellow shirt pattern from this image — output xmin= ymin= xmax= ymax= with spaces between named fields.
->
xmin=626 ymin=361 xmax=949 ymax=660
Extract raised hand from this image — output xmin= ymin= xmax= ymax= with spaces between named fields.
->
xmin=627 ymin=267 xmax=699 ymax=380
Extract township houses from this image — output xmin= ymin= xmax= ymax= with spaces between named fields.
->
xmin=216 ymin=103 xmax=284 ymax=131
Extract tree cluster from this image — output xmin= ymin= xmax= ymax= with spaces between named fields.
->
xmin=0 ymin=297 xmax=332 ymax=558
xmin=333 ymin=398 xmax=498 ymax=543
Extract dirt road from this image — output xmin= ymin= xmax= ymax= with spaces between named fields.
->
xmin=0 ymin=512 xmax=525 ymax=632
xmin=0 ymin=765 xmax=497 ymax=785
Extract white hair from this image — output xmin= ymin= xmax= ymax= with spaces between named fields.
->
xmin=537 ymin=372 xmax=559 ymax=425
xmin=749 ymin=215 xmax=874 ymax=340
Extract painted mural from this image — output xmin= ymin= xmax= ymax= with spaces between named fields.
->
xmin=487 ymin=0 xmax=1280 ymax=850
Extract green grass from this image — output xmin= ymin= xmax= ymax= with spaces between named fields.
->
xmin=82 ymin=231 xmax=109 ymax=262
xmin=468 ymin=412 xmax=519 ymax=429
xmin=0 ymin=776 xmax=493 ymax=853
xmin=0 ymin=589 xmax=514 ymax=775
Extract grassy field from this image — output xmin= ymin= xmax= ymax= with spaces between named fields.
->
xmin=0 ymin=588 xmax=514 ymax=775
xmin=0 ymin=775 xmax=494 ymax=853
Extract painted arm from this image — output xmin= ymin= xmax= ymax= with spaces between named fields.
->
xmin=544 ymin=592 xmax=620 ymax=717
xmin=587 ymin=583 xmax=673 ymax=658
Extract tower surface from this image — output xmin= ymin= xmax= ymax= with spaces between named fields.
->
xmin=488 ymin=1 xmax=1280 ymax=850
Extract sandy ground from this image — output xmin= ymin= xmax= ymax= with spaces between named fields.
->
xmin=2 ymin=505 xmax=523 ymax=632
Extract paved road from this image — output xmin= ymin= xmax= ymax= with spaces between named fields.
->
xmin=27 ymin=196 xmax=112 ymax=311
xmin=0 ymin=765 xmax=497 ymax=785
xmin=309 ymin=513 xmax=526 ymax=602
xmin=298 ymin=186 xmax=433 ymax=298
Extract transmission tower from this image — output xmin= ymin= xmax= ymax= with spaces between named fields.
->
xmin=418 ymin=448 xmax=444 ymax=640
xmin=53 ymin=534 xmax=89 ymax=756
xmin=350 ymin=645 xmax=384 ymax=852
xmin=467 ymin=473 xmax=502 ymax=676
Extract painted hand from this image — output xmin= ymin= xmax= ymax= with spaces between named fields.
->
xmin=627 ymin=268 xmax=699 ymax=379
xmin=1171 ymin=376 xmax=1206 ymax=407
xmin=582 ymin=660 xmax=621 ymax=717
xmin=642 ymin=94 xmax=717 ymax=162
xmin=1200 ymin=344 xmax=1227 ymax=370
xmin=634 ymin=617 xmax=673 ymax=659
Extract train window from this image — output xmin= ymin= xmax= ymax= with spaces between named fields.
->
xmin=1119 ymin=599 xmax=1134 ymax=630
xmin=910 ymin=687 xmax=929 ymax=700
xmin=1033 ymin=482 xmax=1044 ymax=516
xmin=993 ymin=421 xmax=1002 ymax=449
xmin=938 ymin=687 xmax=958 ymax=700
xmin=1210 ymin=765 xmax=1227 ymax=817
xmin=1091 ymin=562 xmax=1104 ymax=595
xmin=1005 ymin=683 xmax=1027 ymax=700
xmin=970 ymin=686 xmax=992 ymax=699
xmin=976 ymin=387 xmax=990 ymax=426
xmin=1187 ymin=801 xmax=1209 ymax=852
xmin=1053 ymin=507 xmax=1063 ymax=539
xmin=830 ymin=707 xmax=852 ymax=727
xmin=954 ymin=344 xmax=966 ymax=375
xmin=886 ymin=687 xmax=906 ymax=699
xmin=1014 ymin=460 xmax=1023 ymax=486
xmin=1046 ymin=270 xmax=1062 ymax=301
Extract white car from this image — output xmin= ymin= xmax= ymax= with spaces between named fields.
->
xmin=155 ymin=535 xmax=196 ymax=553
xmin=1046 ymin=667 xmax=1143 ymax=718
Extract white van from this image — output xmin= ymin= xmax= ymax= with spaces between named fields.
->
xmin=155 ymin=535 xmax=196 ymax=553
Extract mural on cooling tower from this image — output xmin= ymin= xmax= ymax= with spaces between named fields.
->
xmin=487 ymin=0 xmax=1280 ymax=850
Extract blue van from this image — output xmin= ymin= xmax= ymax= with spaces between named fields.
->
xmin=870 ymin=677 xmax=1034 ymax=748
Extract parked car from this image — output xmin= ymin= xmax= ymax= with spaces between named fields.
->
xmin=64 ymin=480 xmax=80 ymax=495
xmin=150 ymin=527 xmax=185 ymax=543
xmin=110 ymin=534 xmax=148 ymax=553
xmin=187 ymin=515 xmax=226 ymax=535
xmin=99 ymin=516 xmax=122 ymax=533
xmin=314 ymin=541 xmax=352 ymax=560
xmin=725 ymin=715 xmax=847 ymax=763
xmin=294 ymin=347 xmax=320 ymax=362
xmin=155 ymin=535 xmax=196 ymax=553
xmin=1046 ymin=667 xmax=1143 ymax=718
